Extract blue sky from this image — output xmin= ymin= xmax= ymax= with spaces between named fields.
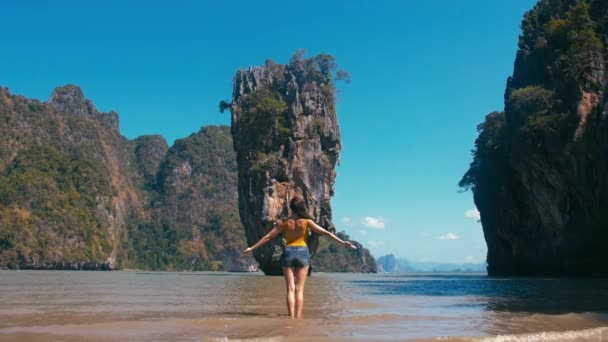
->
xmin=2 ymin=0 xmax=538 ymax=263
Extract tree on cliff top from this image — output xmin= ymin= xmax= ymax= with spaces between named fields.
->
xmin=219 ymin=50 xmax=351 ymax=114
xmin=288 ymin=50 xmax=351 ymax=85
xmin=459 ymin=111 xmax=506 ymax=192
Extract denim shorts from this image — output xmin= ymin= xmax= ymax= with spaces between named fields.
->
xmin=280 ymin=246 xmax=311 ymax=268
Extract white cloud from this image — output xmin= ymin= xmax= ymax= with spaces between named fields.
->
xmin=465 ymin=208 xmax=481 ymax=221
xmin=342 ymin=217 xmax=352 ymax=226
xmin=359 ymin=229 xmax=368 ymax=236
xmin=367 ymin=240 xmax=385 ymax=247
xmin=464 ymin=255 xmax=477 ymax=263
xmin=362 ymin=216 xmax=385 ymax=229
xmin=436 ymin=233 xmax=459 ymax=241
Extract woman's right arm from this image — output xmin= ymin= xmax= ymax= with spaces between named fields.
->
xmin=307 ymin=220 xmax=357 ymax=250
xmin=242 ymin=221 xmax=283 ymax=255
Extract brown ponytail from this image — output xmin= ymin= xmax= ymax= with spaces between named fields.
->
xmin=290 ymin=196 xmax=314 ymax=220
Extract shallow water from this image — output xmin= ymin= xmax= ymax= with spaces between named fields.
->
xmin=1 ymin=271 xmax=608 ymax=341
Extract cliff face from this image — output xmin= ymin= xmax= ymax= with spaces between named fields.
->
xmin=153 ymin=126 xmax=255 ymax=271
xmin=461 ymin=0 xmax=608 ymax=276
xmin=133 ymin=135 xmax=169 ymax=189
xmin=225 ymin=53 xmax=373 ymax=274
xmin=0 ymin=85 xmax=146 ymax=270
xmin=0 ymin=85 xmax=255 ymax=271
xmin=314 ymin=231 xmax=377 ymax=273
xmin=1 ymin=78 xmax=373 ymax=272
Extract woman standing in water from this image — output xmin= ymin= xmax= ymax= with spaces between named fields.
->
xmin=242 ymin=196 xmax=357 ymax=319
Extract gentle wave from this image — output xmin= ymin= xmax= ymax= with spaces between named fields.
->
xmin=215 ymin=338 xmax=284 ymax=342
xmin=469 ymin=326 xmax=608 ymax=342
xmin=205 ymin=327 xmax=608 ymax=342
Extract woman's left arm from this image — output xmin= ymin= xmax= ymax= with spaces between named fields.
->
xmin=242 ymin=222 xmax=283 ymax=255
xmin=307 ymin=220 xmax=357 ymax=250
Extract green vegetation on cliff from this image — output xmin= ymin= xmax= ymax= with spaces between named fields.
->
xmin=235 ymin=87 xmax=290 ymax=149
xmin=0 ymin=88 xmax=119 ymax=269
xmin=139 ymin=126 xmax=250 ymax=271
xmin=314 ymin=231 xmax=376 ymax=273
xmin=0 ymin=49 xmax=375 ymax=271
xmin=225 ymin=51 xmax=374 ymax=274
xmin=459 ymin=111 xmax=506 ymax=192
xmin=0 ymin=86 xmax=252 ymax=271
xmin=0 ymin=144 xmax=114 ymax=268
xmin=229 ymin=52 xmax=350 ymax=173
xmin=116 ymin=126 xmax=252 ymax=271
xmin=515 ymin=0 xmax=603 ymax=96
xmin=0 ymin=83 xmax=371 ymax=272
xmin=462 ymin=0 xmax=605 ymax=192
xmin=461 ymin=0 xmax=608 ymax=276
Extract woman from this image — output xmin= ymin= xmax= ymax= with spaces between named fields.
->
xmin=242 ymin=196 xmax=357 ymax=319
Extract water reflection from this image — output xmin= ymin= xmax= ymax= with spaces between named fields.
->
xmin=349 ymin=274 xmax=608 ymax=314
xmin=347 ymin=273 xmax=608 ymax=337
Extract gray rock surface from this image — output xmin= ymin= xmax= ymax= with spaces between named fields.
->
xmin=462 ymin=0 xmax=608 ymax=276
xmin=226 ymin=55 xmax=343 ymax=275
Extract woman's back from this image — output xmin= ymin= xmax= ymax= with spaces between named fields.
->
xmin=283 ymin=219 xmax=308 ymax=247
xmin=242 ymin=195 xmax=356 ymax=319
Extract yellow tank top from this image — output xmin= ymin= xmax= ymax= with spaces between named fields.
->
xmin=284 ymin=219 xmax=308 ymax=247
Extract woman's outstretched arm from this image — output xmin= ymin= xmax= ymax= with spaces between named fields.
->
xmin=307 ymin=220 xmax=357 ymax=250
xmin=242 ymin=221 xmax=283 ymax=255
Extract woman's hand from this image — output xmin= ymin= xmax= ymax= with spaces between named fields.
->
xmin=342 ymin=241 xmax=357 ymax=250
xmin=242 ymin=247 xmax=253 ymax=255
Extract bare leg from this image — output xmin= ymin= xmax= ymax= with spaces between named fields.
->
xmin=294 ymin=266 xmax=309 ymax=319
xmin=283 ymin=267 xmax=296 ymax=318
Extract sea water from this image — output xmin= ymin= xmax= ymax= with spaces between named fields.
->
xmin=1 ymin=271 xmax=608 ymax=341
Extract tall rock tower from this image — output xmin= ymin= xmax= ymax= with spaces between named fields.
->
xmin=223 ymin=52 xmax=348 ymax=275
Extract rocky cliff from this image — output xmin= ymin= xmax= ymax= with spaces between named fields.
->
xmin=314 ymin=231 xmax=377 ymax=273
xmin=0 ymin=85 xmax=256 ymax=271
xmin=0 ymin=82 xmax=369 ymax=272
xmin=0 ymin=85 xmax=145 ymax=270
xmin=152 ymin=126 xmax=255 ymax=271
xmin=223 ymin=52 xmax=376 ymax=274
xmin=461 ymin=0 xmax=608 ymax=276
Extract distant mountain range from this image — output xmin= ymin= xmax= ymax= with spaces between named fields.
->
xmin=376 ymin=254 xmax=487 ymax=273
